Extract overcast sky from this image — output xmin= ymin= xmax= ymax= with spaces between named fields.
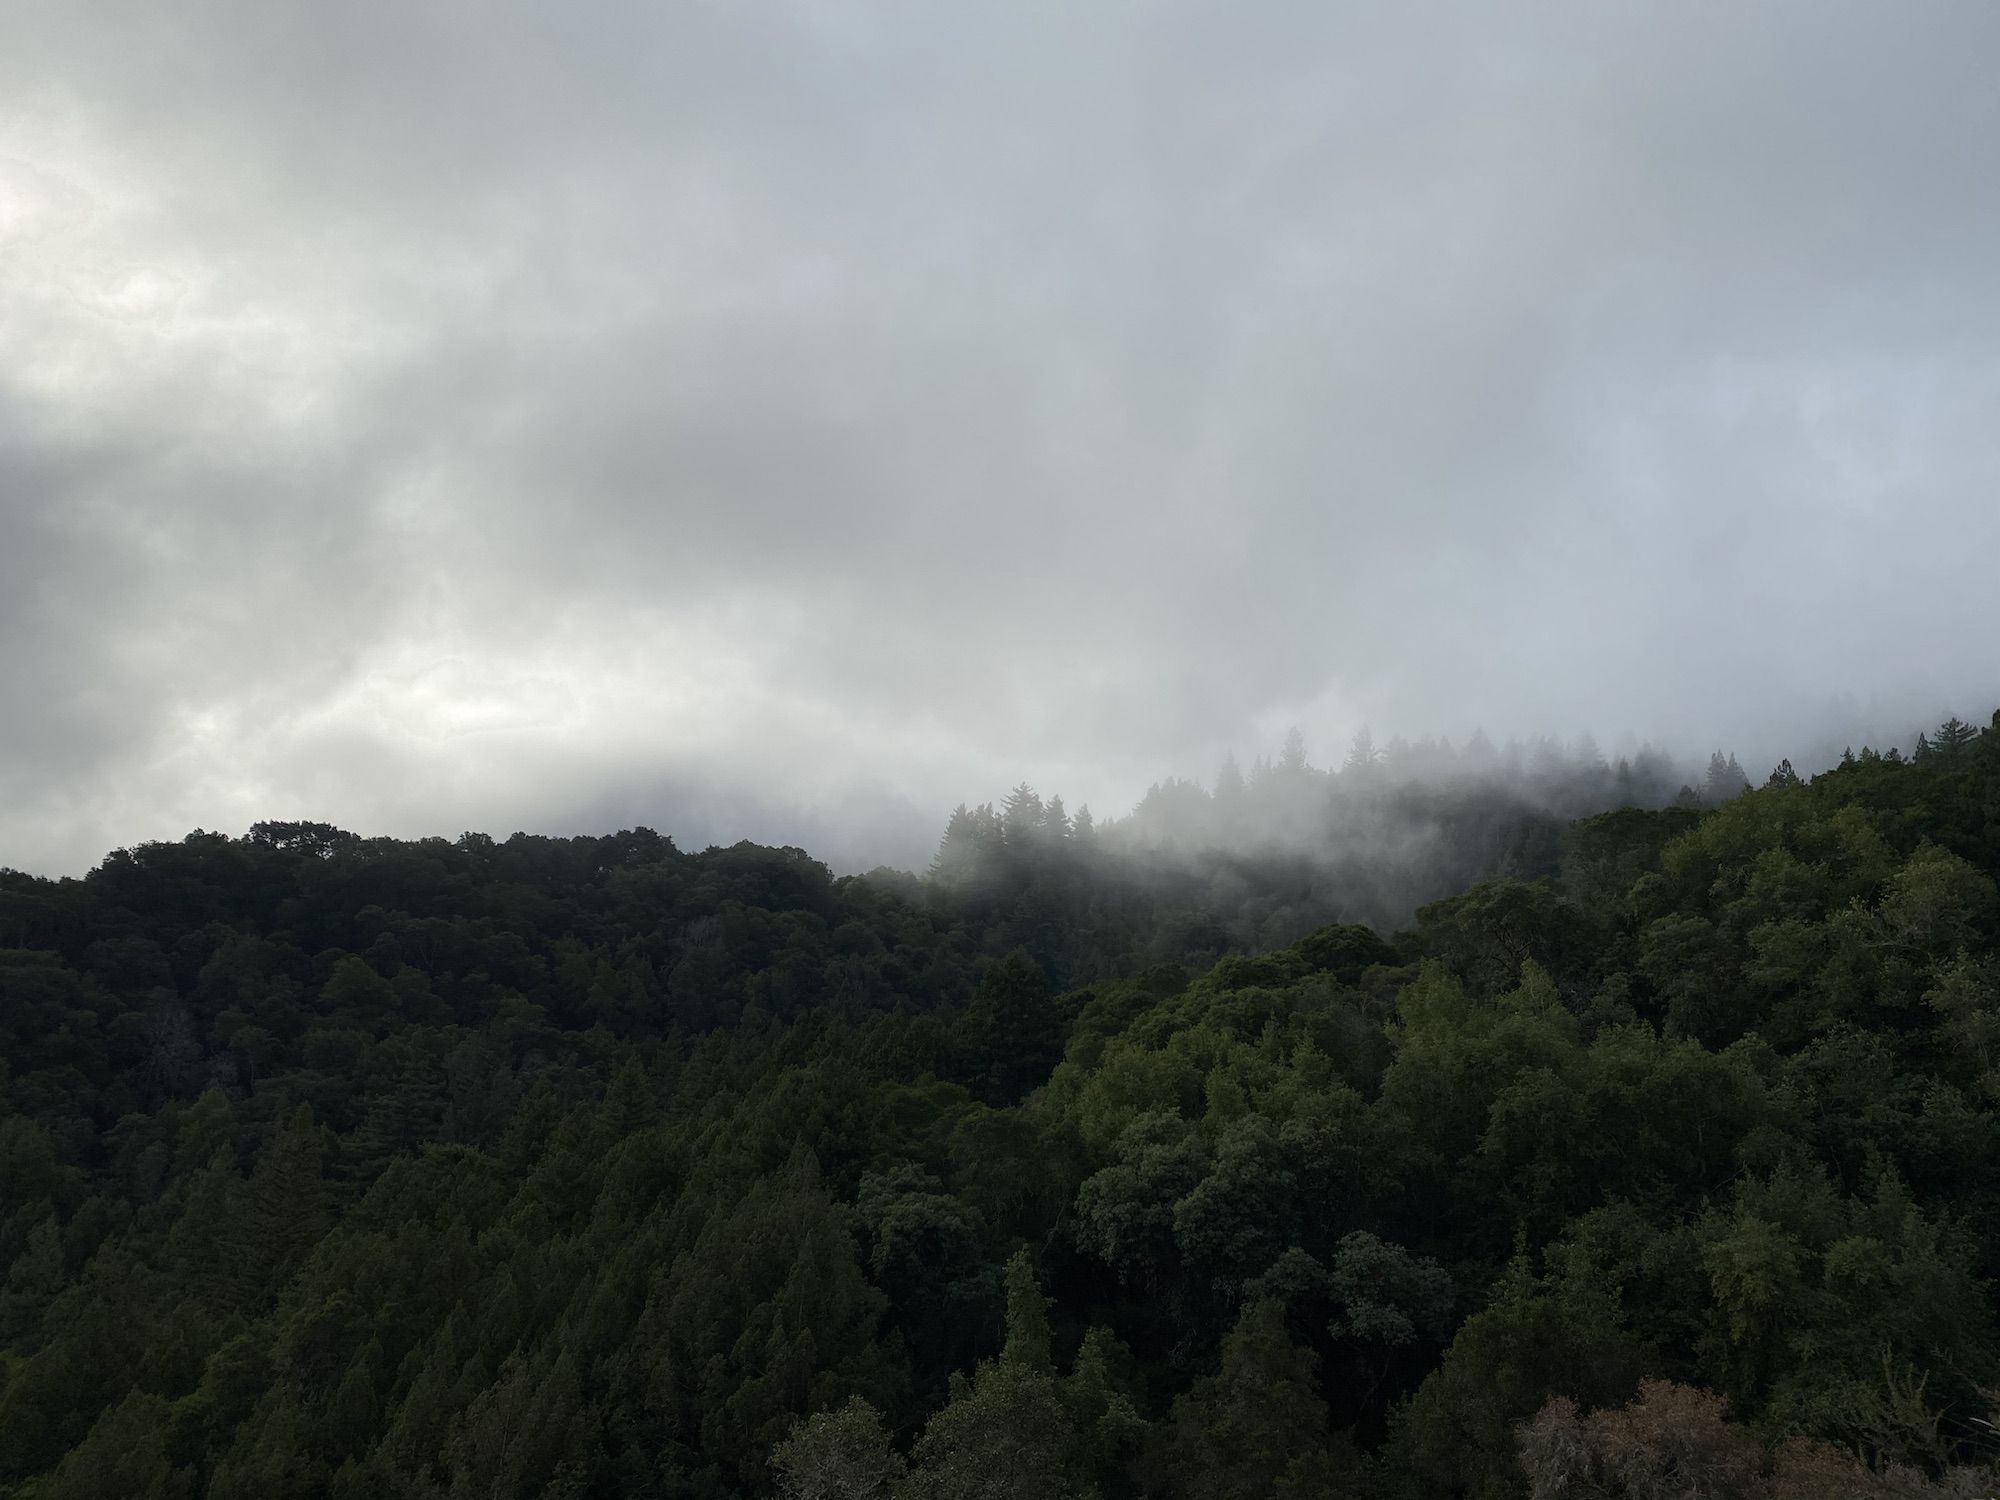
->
xmin=4 ymin=1 xmax=1998 ymax=875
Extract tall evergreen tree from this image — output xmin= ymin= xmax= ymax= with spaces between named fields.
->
xmin=1935 ymin=715 xmax=1978 ymax=756
xmin=1343 ymin=728 xmax=1379 ymax=775
xmin=1215 ymin=753 xmax=1247 ymax=807
xmin=1157 ymin=1298 xmax=1346 ymax=1500
xmin=1703 ymin=751 xmax=1749 ymax=805
xmin=1280 ymin=728 xmax=1310 ymax=773
xmin=1043 ymin=794 xmax=1071 ymax=842
xmin=250 ymin=1104 xmax=329 ymax=1286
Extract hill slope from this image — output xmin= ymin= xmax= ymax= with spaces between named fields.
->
xmin=2 ymin=718 xmax=1999 ymax=1496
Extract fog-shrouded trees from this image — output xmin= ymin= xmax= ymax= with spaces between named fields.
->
xmin=2 ymin=713 xmax=1999 ymax=1496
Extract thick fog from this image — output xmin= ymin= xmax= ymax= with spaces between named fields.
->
xmin=4 ymin=2 xmax=1997 ymax=876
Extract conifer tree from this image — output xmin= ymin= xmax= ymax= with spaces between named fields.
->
xmin=1001 ymin=784 xmax=1045 ymax=846
xmin=901 ymin=1252 xmax=1092 ymax=1500
xmin=1343 ymin=728 xmax=1378 ymax=775
xmin=1280 ymin=728 xmax=1310 ymax=773
xmin=929 ymin=805 xmax=977 ymax=884
xmin=349 ymin=1047 xmax=447 ymax=1180
xmin=1044 ymin=794 xmax=1071 ymax=842
xmin=1936 ymin=715 xmax=1978 ymax=756
xmin=1214 ymin=753 xmax=1246 ymax=806
xmin=1158 ymin=1298 xmax=1344 ymax=1500
xmin=167 ymin=1147 xmax=253 ymax=1309
xmin=250 ymin=1104 xmax=329 ymax=1286
xmin=0 ymin=1213 xmax=64 ymax=1342
xmin=44 ymin=1389 xmax=192 ymax=1500
xmin=1071 ymin=803 xmax=1095 ymax=845
xmin=1703 ymin=751 xmax=1749 ymax=805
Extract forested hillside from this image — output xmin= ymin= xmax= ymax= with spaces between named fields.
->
xmin=3 ymin=718 xmax=2000 ymax=1497
xmin=929 ymin=727 xmax=1712 ymax=939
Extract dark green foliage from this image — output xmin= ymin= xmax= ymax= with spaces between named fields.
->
xmin=1153 ymin=1298 xmax=1358 ymax=1499
xmin=1296 ymin=921 xmax=1399 ymax=983
xmin=43 ymin=1388 xmax=193 ymax=1500
xmin=4 ymin=713 xmax=2000 ymax=1496
xmin=1383 ymin=1254 xmax=1648 ymax=1500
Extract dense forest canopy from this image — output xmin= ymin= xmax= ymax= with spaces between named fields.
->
xmin=2 ymin=714 xmax=1999 ymax=1497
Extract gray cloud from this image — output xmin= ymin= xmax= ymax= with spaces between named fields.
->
xmin=4 ymin=1 xmax=1998 ymax=875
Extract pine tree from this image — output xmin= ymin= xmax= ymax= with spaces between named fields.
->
xmin=1343 ymin=728 xmax=1378 ymax=775
xmin=0 ymin=1214 xmax=64 ymax=1343
xmin=348 ymin=1048 xmax=447 ymax=1181
xmin=325 ymin=1338 xmax=386 ymax=1457
xmin=1936 ymin=716 xmax=1978 ymax=757
xmin=166 ymin=1148 xmax=253 ymax=1309
xmin=930 ymin=805 xmax=977 ymax=884
xmin=1062 ymin=1326 xmax=1147 ymax=1487
xmin=319 ymin=955 xmax=395 ymax=1034
xmin=599 ymin=1055 xmax=657 ymax=1138
xmin=1279 ymin=728 xmax=1309 ymax=773
xmin=1001 ymin=784 xmax=1045 ymax=846
xmin=1765 ymin=758 xmax=1802 ymax=788
xmin=1043 ymin=794 xmax=1071 ymax=842
xmin=445 ymin=1345 xmax=588 ymax=1500
xmin=901 ymin=1252 xmax=1092 ymax=1500
xmin=1702 ymin=752 xmax=1748 ymax=805
xmin=1214 ymin=754 xmax=1246 ymax=806
xmin=44 ymin=1390 xmax=192 ymax=1500
xmin=250 ymin=1104 xmax=329 ymax=1286
xmin=1159 ymin=1298 xmax=1344 ymax=1500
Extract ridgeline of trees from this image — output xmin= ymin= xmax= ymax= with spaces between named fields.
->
xmin=1 ymin=714 xmax=1998 ymax=1497
xmin=929 ymin=727 xmax=1734 ymax=953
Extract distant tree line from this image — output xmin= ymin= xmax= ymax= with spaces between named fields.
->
xmin=931 ymin=726 xmax=1749 ymax=942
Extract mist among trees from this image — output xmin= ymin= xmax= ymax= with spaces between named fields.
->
xmin=2 ymin=714 xmax=1999 ymax=1497
xmin=929 ymin=727 xmax=1734 ymax=963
